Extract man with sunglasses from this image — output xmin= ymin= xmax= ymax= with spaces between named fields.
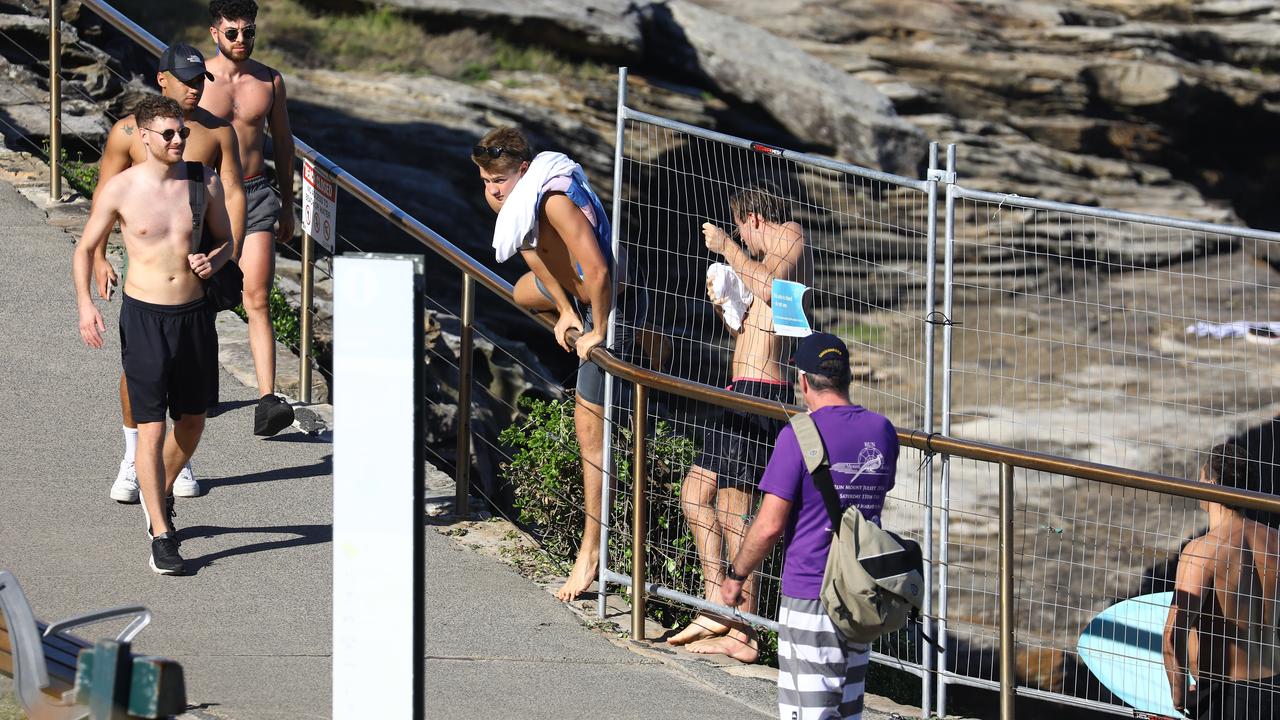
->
xmin=73 ymin=95 xmax=235 ymax=575
xmin=473 ymin=126 xmax=648 ymax=602
xmin=199 ymin=0 xmax=297 ymax=437
xmin=93 ymin=41 xmax=245 ymax=505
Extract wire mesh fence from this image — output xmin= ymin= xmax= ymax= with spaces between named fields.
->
xmin=605 ymin=111 xmax=936 ymax=664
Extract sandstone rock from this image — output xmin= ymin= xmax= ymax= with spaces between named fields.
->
xmin=1085 ymin=62 xmax=1184 ymax=106
xmin=639 ymin=0 xmax=927 ymax=176
xmin=377 ymin=0 xmax=644 ymax=62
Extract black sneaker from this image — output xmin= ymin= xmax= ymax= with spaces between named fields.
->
xmin=144 ymin=496 xmax=178 ymax=542
xmin=149 ymin=533 xmax=185 ymax=575
xmin=254 ymin=394 xmax=295 ymax=437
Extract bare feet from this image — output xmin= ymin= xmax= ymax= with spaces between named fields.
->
xmin=555 ymin=547 xmax=599 ymax=601
xmin=666 ymin=614 xmax=732 ymax=645
xmin=687 ymin=628 xmax=759 ymax=664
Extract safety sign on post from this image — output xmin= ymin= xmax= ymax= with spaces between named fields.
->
xmin=302 ymin=158 xmax=337 ymax=252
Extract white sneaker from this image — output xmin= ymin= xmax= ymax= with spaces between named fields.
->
xmin=110 ymin=459 xmax=139 ymax=503
xmin=172 ymin=461 xmax=201 ymax=498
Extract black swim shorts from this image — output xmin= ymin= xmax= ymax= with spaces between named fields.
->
xmin=119 ymin=293 xmax=219 ymax=423
xmin=693 ymin=379 xmax=794 ymax=490
xmin=244 ymin=175 xmax=281 ymax=236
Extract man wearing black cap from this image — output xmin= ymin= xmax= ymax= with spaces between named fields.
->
xmin=93 ymin=40 xmax=245 ymax=505
xmin=199 ymin=0 xmax=297 ymax=437
xmin=719 ymin=332 xmax=899 ymax=718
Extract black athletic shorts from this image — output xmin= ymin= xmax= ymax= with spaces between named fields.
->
xmin=1187 ymin=674 xmax=1280 ymax=720
xmin=119 ymin=293 xmax=219 ymax=423
xmin=692 ymin=379 xmax=793 ymax=490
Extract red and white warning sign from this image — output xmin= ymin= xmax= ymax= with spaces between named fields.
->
xmin=302 ymin=158 xmax=337 ymax=252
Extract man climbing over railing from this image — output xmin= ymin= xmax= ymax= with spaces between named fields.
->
xmin=72 ymin=95 xmax=235 ymax=576
xmin=92 ymin=41 xmax=245 ymax=504
xmin=1164 ymin=442 xmax=1280 ymax=719
xmin=474 ymin=126 xmax=647 ymax=602
xmin=668 ymin=182 xmax=810 ymax=653
xmin=199 ymin=0 xmax=297 ymax=437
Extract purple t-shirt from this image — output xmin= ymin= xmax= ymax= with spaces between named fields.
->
xmin=759 ymin=405 xmax=899 ymax=599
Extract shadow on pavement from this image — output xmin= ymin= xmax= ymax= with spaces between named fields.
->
xmin=176 ymin=523 xmax=332 ymax=574
xmin=200 ymin=456 xmax=332 ymax=491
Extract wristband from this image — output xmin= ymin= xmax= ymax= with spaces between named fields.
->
xmin=725 ymin=565 xmax=750 ymax=582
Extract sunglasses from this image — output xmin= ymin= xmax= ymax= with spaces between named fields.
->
xmin=145 ymin=126 xmax=191 ymax=142
xmin=221 ymin=26 xmax=256 ymax=42
xmin=472 ymin=146 xmax=517 ymax=159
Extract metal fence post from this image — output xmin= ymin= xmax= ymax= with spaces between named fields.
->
xmin=48 ymin=0 xmax=62 ymax=201
xmin=999 ymin=462 xmax=1016 ymax=720
xmin=599 ymin=65 xmax=630 ymax=619
xmin=455 ymin=274 xmax=475 ymax=516
xmin=919 ymin=140 xmax=939 ymax=720
xmin=299 ymin=230 xmax=315 ymax=403
xmin=630 ymin=381 xmax=648 ymax=640
xmin=936 ymin=143 xmax=958 ymax=718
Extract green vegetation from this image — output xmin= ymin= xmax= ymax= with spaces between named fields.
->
xmin=498 ymin=396 xmax=780 ymax=664
xmin=107 ymin=0 xmax=607 ymax=82
xmin=837 ymin=321 xmax=887 ymax=348
xmin=232 ymin=282 xmax=301 ymax=350
xmin=62 ymin=154 xmax=100 ymax=198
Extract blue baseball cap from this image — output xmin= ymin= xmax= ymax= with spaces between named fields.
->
xmin=793 ymin=332 xmax=849 ymax=376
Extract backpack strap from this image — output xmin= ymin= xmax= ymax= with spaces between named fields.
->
xmin=789 ymin=412 xmax=845 ymax=535
xmin=185 ymin=161 xmax=206 ymax=254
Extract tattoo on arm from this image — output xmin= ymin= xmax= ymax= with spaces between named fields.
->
xmin=123 ymin=125 xmax=134 ymax=135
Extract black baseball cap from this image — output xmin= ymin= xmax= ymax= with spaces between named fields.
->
xmin=158 ymin=42 xmax=214 ymax=83
xmin=793 ymin=332 xmax=850 ymax=376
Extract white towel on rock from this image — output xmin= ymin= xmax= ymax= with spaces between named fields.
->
xmin=491 ymin=151 xmax=584 ymax=263
xmin=706 ymin=262 xmax=754 ymax=332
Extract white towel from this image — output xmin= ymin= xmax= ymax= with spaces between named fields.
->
xmin=1186 ymin=321 xmax=1280 ymax=339
xmin=706 ymin=262 xmax=754 ymax=332
xmin=491 ymin=151 xmax=584 ymax=263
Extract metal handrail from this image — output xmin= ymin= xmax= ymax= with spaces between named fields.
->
xmin=74 ymin=0 xmax=1280 ymax=517
xmin=61 ymin=8 xmax=1280 ymax=719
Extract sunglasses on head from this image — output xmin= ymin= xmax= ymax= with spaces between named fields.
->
xmin=221 ymin=26 xmax=256 ymax=42
xmin=472 ymin=146 xmax=517 ymax=160
xmin=146 ymin=126 xmax=191 ymax=142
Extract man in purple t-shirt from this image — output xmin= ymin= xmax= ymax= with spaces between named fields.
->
xmin=720 ymin=332 xmax=899 ymax=720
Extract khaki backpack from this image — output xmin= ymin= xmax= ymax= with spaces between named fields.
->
xmin=790 ymin=411 xmax=926 ymax=643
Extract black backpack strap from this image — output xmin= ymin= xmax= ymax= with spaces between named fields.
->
xmin=185 ymin=161 xmax=206 ymax=254
xmin=789 ymin=412 xmax=845 ymax=534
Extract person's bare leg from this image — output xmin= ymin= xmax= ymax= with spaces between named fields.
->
xmin=240 ymin=230 xmax=276 ymax=397
xmin=688 ymin=487 xmax=760 ymax=661
xmin=120 ymin=373 xmax=136 ymax=428
xmin=668 ymin=465 xmax=732 ymax=644
xmin=136 ymin=421 xmax=171 ymax=536
xmin=513 ymin=271 xmax=556 ymax=313
xmin=556 ymin=394 xmax=605 ymax=601
xmin=162 ymin=414 xmax=206 ymax=496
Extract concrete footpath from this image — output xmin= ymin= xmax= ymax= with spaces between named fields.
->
xmin=0 ymin=161 xmax=924 ymax=719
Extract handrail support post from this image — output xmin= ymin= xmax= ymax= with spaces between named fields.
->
xmin=999 ymin=462 xmax=1016 ymax=720
xmin=455 ymin=274 xmax=476 ymax=516
xmin=630 ymin=382 xmax=648 ymax=640
xmin=48 ymin=0 xmax=62 ymax=201
xmin=299 ymin=231 xmax=315 ymax=403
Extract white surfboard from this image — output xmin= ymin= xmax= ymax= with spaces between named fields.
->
xmin=1077 ymin=591 xmax=1187 ymax=718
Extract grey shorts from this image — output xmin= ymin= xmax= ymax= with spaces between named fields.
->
xmin=244 ymin=175 xmax=281 ymax=236
xmin=534 ymin=276 xmax=648 ymax=407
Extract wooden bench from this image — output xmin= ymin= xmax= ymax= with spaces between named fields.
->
xmin=0 ymin=570 xmax=175 ymax=720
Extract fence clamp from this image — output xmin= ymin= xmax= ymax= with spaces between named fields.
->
xmin=928 ymin=168 xmax=956 ymax=185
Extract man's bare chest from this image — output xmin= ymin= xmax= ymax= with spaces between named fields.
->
xmin=203 ymin=78 xmax=272 ymax=128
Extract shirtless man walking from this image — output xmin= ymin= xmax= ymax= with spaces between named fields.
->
xmin=1164 ymin=441 xmax=1280 ymax=719
xmin=668 ymin=183 xmax=809 ymax=660
xmin=199 ymin=0 xmax=296 ymax=436
xmin=94 ymin=42 xmax=244 ymax=503
xmin=73 ymin=95 xmax=234 ymax=575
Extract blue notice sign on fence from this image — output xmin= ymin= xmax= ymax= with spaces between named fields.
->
xmin=771 ymin=279 xmax=812 ymax=337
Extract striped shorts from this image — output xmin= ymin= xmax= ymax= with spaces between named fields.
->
xmin=777 ymin=595 xmax=871 ymax=720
